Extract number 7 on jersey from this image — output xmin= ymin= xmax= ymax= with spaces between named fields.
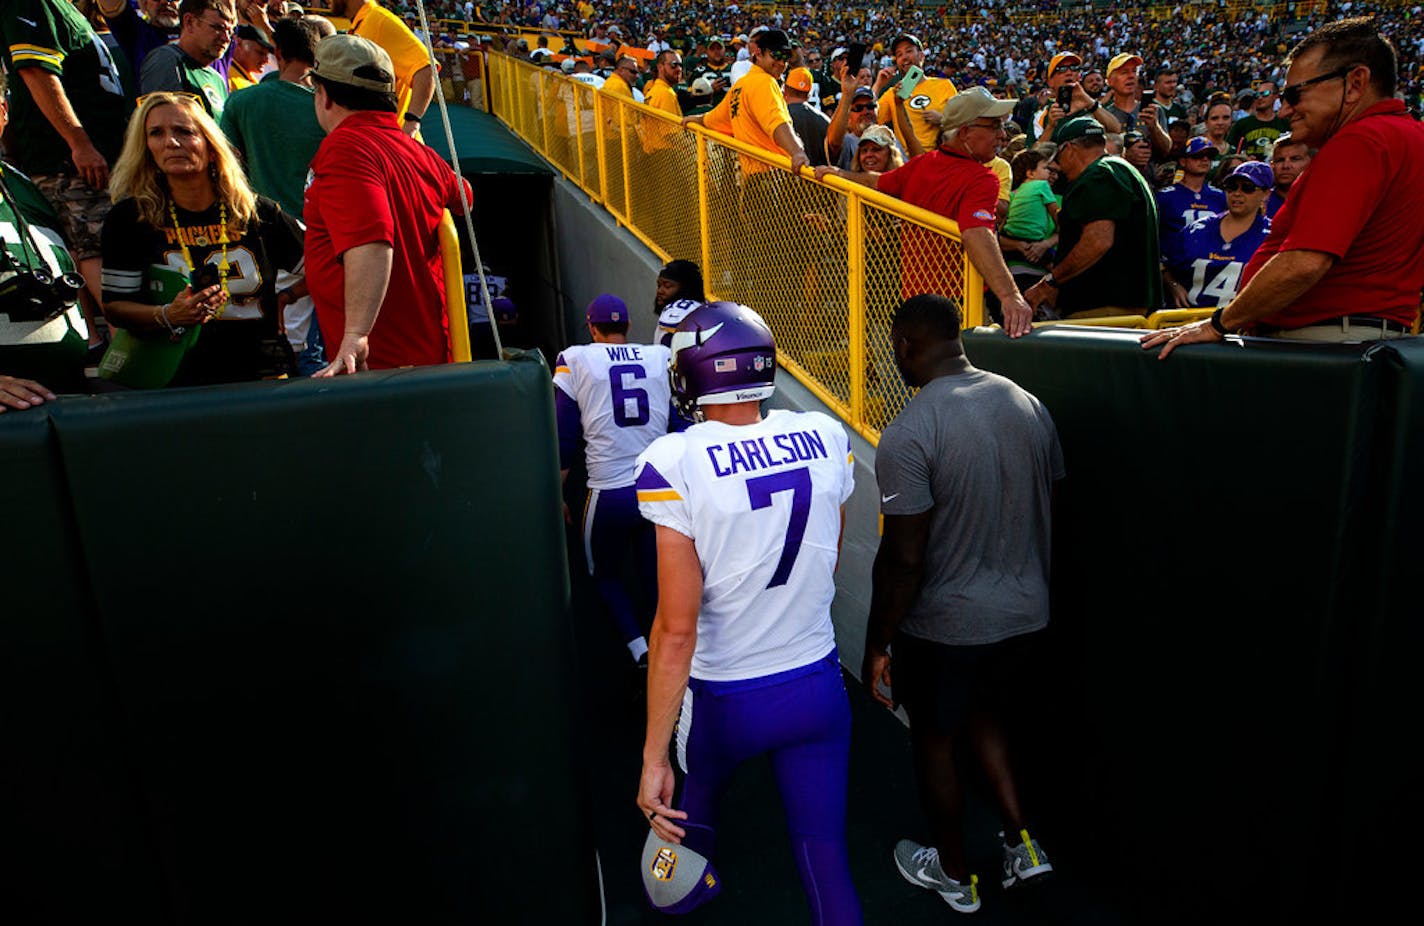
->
xmin=745 ymin=467 xmax=811 ymax=588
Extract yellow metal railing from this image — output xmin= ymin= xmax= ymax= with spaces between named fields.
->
xmin=489 ymin=51 xmax=985 ymax=444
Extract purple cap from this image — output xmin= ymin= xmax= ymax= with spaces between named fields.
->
xmin=1228 ymin=160 xmax=1274 ymax=189
xmin=1183 ymin=136 xmax=1217 ymax=157
xmin=586 ymin=294 xmax=627 ymax=324
xmin=491 ymin=296 xmax=517 ymax=322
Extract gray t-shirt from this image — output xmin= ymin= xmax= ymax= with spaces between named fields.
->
xmin=875 ymin=358 xmax=1065 ymax=645
xmin=788 ymin=101 xmax=831 ymax=167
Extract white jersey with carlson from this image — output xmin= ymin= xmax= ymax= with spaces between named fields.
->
xmin=554 ymin=342 xmax=672 ymax=489
xmin=635 ymin=409 xmax=855 ymax=681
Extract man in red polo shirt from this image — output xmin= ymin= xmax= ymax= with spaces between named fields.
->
xmin=1145 ymin=18 xmax=1424 ymax=357
xmin=304 ymin=34 xmax=471 ymax=373
xmin=816 ymin=87 xmax=1032 ymax=337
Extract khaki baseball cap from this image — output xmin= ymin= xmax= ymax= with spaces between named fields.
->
xmin=311 ymin=34 xmax=395 ymax=92
xmin=939 ymin=86 xmax=1016 ymax=131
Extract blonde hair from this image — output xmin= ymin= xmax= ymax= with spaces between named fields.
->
xmin=109 ymin=93 xmax=257 ymax=232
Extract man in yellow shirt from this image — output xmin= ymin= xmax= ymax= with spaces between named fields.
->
xmin=639 ymin=50 xmax=682 ymax=154
xmin=681 ymin=29 xmax=809 ymax=178
xmin=642 ymin=50 xmax=682 ymax=117
xmin=873 ymin=33 xmax=956 ymax=154
xmin=601 ymin=56 xmax=639 ymax=100
xmin=327 ymin=0 xmax=433 ymax=134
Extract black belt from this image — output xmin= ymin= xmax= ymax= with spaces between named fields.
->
xmin=1259 ymin=314 xmax=1412 ymax=335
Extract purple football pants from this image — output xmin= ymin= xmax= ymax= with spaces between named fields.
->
xmin=582 ymin=485 xmax=654 ymax=647
xmin=675 ymin=652 xmax=863 ymax=925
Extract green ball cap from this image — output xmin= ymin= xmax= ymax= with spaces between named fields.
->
xmin=1052 ymin=115 xmax=1105 ymax=145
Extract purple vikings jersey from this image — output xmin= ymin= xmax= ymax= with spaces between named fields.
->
xmin=1156 ymin=182 xmax=1228 ymax=256
xmin=1163 ymin=211 xmax=1273 ymax=308
xmin=635 ymin=410 xmax=855 ymax=682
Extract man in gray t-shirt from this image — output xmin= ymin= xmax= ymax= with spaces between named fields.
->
xmin=864 ymin=293 xmax=1063 ymax=913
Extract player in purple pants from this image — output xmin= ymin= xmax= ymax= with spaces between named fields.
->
xmin=634 ymin=302 xmax=863 ymax=925
xmin=554 ymin=294 xmax=680 ymax=664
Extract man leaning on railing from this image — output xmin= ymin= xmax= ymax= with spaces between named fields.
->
xmin=679 ymin=28 xmax=811 ymax=176
xmin=815 ymin=88 xmax=1034 ymax=338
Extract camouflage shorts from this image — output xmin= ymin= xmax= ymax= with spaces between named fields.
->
xmin=29 ymin=172 xmax=113 ymax=262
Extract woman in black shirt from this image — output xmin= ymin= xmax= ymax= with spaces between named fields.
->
xmin=101 ymin=91 xmax=305 ymax=387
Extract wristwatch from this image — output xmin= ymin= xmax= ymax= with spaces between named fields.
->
xmin=1041 ymin=273 xmax=1059 ymax=289
xmin=403 ymin=111 xmax=423 ymax=123
xmin=1209 ymin=307 xmax=1231 ymax=336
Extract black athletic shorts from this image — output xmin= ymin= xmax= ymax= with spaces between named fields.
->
xmin=891 ymin=630 xmax=1041 ymax=735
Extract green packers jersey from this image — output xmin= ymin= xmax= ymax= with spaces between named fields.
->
xmin=140 ymin=44 xmax=229 ymax=119
xmin=0 ymin=0 xmax=133 ymax=175
xmin=0 ymin=161 xmax=88 ymax=391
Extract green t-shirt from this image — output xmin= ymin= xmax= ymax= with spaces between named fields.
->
xmin=139 ymin=43 xmax=229 ymax=119
xmin=1057 ymin=155 xmax=1162 ymax=315
xmin=1226 ymin=114 xmax=1289 ymax=157
xmin=1004 ymin=178 xmax=1057 ymax=242
xmin=0 ymin=0 xmax=134 ymax=175
xmin=0 ymin=161 xmax=88 ymax=391
xmin=221 ymin=78 xmax=325 ymax=220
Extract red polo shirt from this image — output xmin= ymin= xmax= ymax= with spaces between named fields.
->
xmin=876 ymin=147 xmax=999 ymax=298
xmin=1246 ymin=99 xmax=1424 ymax=329
xmin=305 ymin=111 xmax=472 ymax=369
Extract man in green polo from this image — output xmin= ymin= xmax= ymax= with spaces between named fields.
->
xmin=1023 ymin=115 xmax=1161 ymax=318
xmin=140 ymin=0 xmax=235 ymax=118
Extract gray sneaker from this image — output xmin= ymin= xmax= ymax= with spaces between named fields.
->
xmin=1000 ymin=828 xmax=1053 ymax=888
xmin=893 ymin=839 xmax=982 ymax=913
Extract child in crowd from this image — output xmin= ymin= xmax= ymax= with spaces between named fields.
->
xmin=999 ymin=148 xmax=1060 ymax=292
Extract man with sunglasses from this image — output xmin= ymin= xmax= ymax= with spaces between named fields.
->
xmin=1032 ymin=51 xmax=1121 ymax=144
xmin=683 ymin=29 xmax=810 ymax=178
xmin=827 ymin=83 xmax=902 ymax=170
xmin=601 ymin=56 xmax=640 ymax=102
xmin=140 ymin=0 xmax=236 ymax=118
xmin=642 ymin=50 xmax=683 ymax=120
xmin=1226 ymin=81 xmax=1289 ymax=158
xmin=1162 ymin=162 xmax=1274 ymax=310
xmin=1145 ymin=18 xmax=1424 ymax=355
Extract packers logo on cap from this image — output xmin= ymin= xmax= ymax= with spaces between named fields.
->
xmin=651 ymin=847 xmax=678 ymax=881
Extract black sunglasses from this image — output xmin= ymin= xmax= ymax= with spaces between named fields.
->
xmin=850 ymin=102 xmax=876 ymax=111
xmin=1280 ymin=66 xmax=1352 ymax=106
xmin=1222 ymin=179 xmax=1261 ymax=193
xmin=768 ymin=49 xmax=792 ymax=61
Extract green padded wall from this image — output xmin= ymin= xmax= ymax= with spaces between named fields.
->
xmin=1 ymin=411 xmax=167 ymax=922
xmin=962 ymin=328 xmax=1385 ymax=924
xmin=1337 ymin=337 xmax=1424 ymax=921
xmin=39 ymin=354 xmax=590 ymax=923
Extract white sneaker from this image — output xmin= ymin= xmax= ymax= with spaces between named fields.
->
xmin=893 ymin=839 xmax=981 ymax=913
xmin=1000 ymin=828 xmax=1053 ymax=889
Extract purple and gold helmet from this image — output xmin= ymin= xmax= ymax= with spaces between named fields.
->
xmin=667 ymin=301 xmax=776 ymax=420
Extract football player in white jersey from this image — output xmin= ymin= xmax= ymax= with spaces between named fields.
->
xmin=554 ymin=294 xmax=681 ymax=665
xmin=633 ymin=302 xmax=863 ymax=924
